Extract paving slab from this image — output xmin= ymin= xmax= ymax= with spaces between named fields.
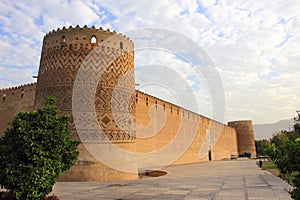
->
xmin=53 ymin=160 xmax=292 ymax=199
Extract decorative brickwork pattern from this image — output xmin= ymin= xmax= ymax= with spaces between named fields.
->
xmin=35 ymin=26 xmax=135 ymax=143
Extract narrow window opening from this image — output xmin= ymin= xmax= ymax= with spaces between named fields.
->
xmin=21 ymin=89 xmax=25 ymax=98
xmin=61 ymin=35 xmax=66 ymax=43
xmin=91 ymin=36 xmax=97 ymax=44
xmin=3 ymin=93 xmax=6 ymax=102
xmin=136 ymin=93 xmax=138 ymax=103
xmin=171 ymin=106 xmax=172 ymax=114
xmin=120 ymin=42 xmax=123 ymax=49
xmin=146 ymin=97 xmax=148 ymax=106
xmin=155 ymin=100 xmax=157 ymax=109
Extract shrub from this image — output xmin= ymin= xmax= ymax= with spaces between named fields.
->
xmin=0 ymin=97 xmax=79 ymax=200
xmin=268 ymin=112 xmax=300 ymax=199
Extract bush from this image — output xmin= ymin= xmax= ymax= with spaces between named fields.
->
xmin=268 ymin=112 xmax=300 ymax=200
xmin=0 ymin=97 xmax=79 ymax=200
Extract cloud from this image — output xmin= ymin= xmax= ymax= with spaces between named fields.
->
xmin=0 ymin=0 xmax=299 ymax=124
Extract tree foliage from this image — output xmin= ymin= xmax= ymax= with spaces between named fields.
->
xmin=0 ymin=97 xmax=80 ymax=200
xmin=268 ymin=112 xmax=300 ymax=199
xmin=255 ymin=139 xmax=271 ymax=156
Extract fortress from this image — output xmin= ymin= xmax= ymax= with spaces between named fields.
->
xmin=0 ymin=26 xmax=256 ymax=181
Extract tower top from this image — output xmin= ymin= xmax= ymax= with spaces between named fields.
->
xmin=42 ymin=25 xmax=134 ymax=51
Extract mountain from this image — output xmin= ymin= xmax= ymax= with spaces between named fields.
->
xmin=253 ymin=119 xmax=294 ymax=140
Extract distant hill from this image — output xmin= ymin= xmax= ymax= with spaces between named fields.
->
xmin=253 ymin=119 xmax=294 ymax=140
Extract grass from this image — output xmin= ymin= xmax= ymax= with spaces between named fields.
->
xmin=263 ymin=161 xmax=277 ymax=169
xmin=262 ymin=161 xmax=280 ymax=176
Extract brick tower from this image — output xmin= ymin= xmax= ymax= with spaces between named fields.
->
xmin=35 ymin=25 xmax=137 ymax=181
xmin=228 ymin=120 xmax=257 ymax=158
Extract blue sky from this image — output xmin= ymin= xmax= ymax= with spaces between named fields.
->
xmin=0 ymin=0 xmax=299 ymax=124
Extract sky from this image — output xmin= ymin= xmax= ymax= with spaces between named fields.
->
xmin=0 ymin=0 xmax=299 ymax=124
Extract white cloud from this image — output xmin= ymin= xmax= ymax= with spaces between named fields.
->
xmin=0 ymin=0 xmax=299 ymax=124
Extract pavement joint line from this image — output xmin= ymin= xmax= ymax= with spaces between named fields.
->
xmin=213 ymin=179 xmax=225 ymax=200
xmin=243 ymin=176 xmax=249 ymax=200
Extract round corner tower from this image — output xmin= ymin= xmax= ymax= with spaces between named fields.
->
xmin=228 ymin=120 xmax=256 ymax=158
xmin=35 ymin=25 xmax=137 ymax=181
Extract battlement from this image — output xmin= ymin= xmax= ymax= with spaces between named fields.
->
xmin=136 ymin=90 xmax=227 ymax=128
xmin=0 ymin=82 xmax=36 ymax=112
xmin=228 ymin=120 xmax=253 ymax=127
xmin=0 ymin=83 xmax=36 ymax=98
xmin=42 ymin=25 xmax=134 ymax=52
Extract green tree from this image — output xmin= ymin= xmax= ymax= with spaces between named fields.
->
xmin=255 ymin=139 xmax=271 ymax=156
xmin=270 ymin=131 xmax=288 ymax=148
xmin=292 ymin=111 xmax=300 ymax=139
xmin=0 ymin=97 xmax=80 ymax=200
xmin=268 ymin=112 xmax=300 ymax=199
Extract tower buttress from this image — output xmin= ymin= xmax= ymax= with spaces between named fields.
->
xmin=228 ymin=120 xmax=256 ymax=158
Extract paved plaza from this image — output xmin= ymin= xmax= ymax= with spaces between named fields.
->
xmin=53 ymin=160 xmax=292 ymax=200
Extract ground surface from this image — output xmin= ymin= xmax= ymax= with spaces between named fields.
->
xmin=53 ymin=160 xmax=292 ymax=200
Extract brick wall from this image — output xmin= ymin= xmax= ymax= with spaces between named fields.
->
xmin=135 ymin=91 xmax=238 ymax=171
xmin=0 ymin=83 xmax=36 ymax=136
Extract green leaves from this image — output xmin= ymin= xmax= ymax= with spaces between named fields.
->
xmin=267 ymin=112 xmax=300 ymax=199
xmin=0 ymin=97 xmax=79 ymax=200
xmin=255 ymin=139 xmax=271 ymax=156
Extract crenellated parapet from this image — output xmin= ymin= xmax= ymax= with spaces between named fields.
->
xmin=135 ymin=90 xmax=225 ymax=128
xmin=43 ymin=25 xmax=133 ymax=52
xmin=0 ymin=83 xmax=36 ymax=103
xmin=0 ymin=82 xmax=36 ymax=92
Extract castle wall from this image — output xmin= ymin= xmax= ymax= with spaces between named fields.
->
xmin=0 ymin=83 xmax=36 ymax=136
xmin=135 ymin=91 xmax=238 ymax=171
xmin=0 ymin=84 xmax=239 ymax=181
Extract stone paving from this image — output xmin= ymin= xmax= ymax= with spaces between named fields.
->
xmin=53 ymin=160 xmax=292 ymax=200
